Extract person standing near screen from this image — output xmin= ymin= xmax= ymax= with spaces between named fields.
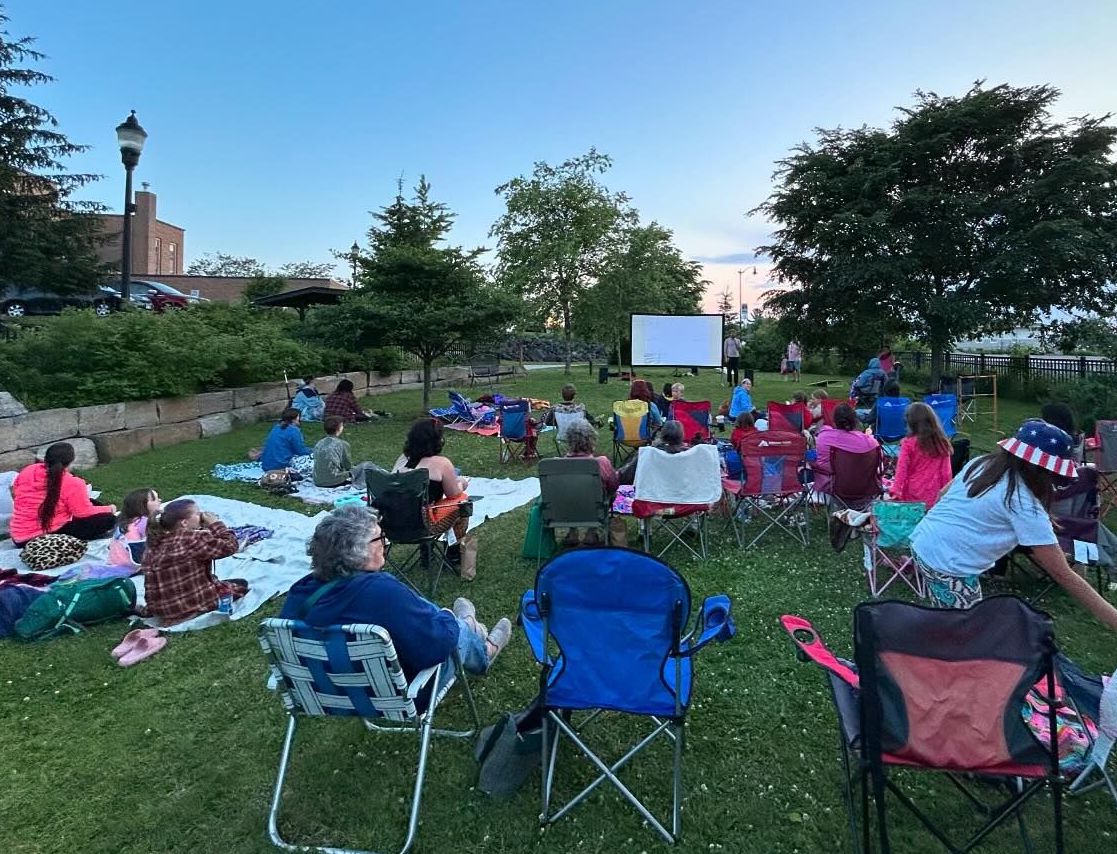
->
xmin=723 ymin=331 xmax=741 ymax=387
xmin=786 ymin=339 xmax=802 ymax=382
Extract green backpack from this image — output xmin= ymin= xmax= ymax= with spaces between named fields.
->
xmin=14 ymin=577 xmax=137 ymax=641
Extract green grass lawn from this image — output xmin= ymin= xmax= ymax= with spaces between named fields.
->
xmin=2 ymin=367 xmax=1112 ymax=854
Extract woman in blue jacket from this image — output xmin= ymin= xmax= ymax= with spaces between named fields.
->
xmin=259 ymin=408 xmax=312 ymax=471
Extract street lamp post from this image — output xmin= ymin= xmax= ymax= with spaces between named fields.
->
xmin=115 ymin=111 xmax=147 ymax=305
xmin=737 ymin=268 xmax=744 ymax=324
xmin=350 ymin=241 xmax=360 ymax=287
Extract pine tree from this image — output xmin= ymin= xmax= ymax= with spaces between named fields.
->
xmin=0 ymin=7 xmax=107 ymax=292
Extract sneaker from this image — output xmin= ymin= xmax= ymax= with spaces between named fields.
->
xmin=486 ymin=618 xmax=513 ymax=662
xmin=452 ymin=597 xmax=476 ymax=622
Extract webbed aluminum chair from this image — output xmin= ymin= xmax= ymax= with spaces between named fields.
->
xmin=519 ymin=547 xmax=736 ymax=844
xmin=259 ymin=618 xmax=480 ymax=854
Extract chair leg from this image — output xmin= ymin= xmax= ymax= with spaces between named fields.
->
xmin=267 ymin=715 xmax=299 ymax=851
xmin=672 ymin=720 xmax=685 ymax=839
xmin=540 ymin=712 xmax=559 ymax=822
xmin=399 ymin=705 xmax=438 ymax=854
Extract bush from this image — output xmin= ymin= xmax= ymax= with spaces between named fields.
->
xmin=368 ymin=347 xmax=407 ymax=375
xmin=0 ymin=305 xmax=329 ymax=409
xmin=1046 ymin=375 xmax=1117 ymax=435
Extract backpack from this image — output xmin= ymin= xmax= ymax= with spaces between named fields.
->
xmin=14 ymin=577 xmax=137 ymax=640
xmin=259 ymin=469 xmax=297 ymax=495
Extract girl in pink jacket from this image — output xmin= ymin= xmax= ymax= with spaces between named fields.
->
xmin=10 ymin=443 xmax=117 ymax=546
xmin=889 ymin=402 xmax=953 ymax=507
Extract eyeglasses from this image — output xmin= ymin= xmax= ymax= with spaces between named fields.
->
xmin=369 ymin=533 xmax=386 ymax=546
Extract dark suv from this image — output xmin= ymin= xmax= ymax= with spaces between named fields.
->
xmin=0 ymin=284 xmax=121 ymax=318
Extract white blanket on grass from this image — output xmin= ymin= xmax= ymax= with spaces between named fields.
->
xmin=0 ymin=479 xmax=540 ymax=633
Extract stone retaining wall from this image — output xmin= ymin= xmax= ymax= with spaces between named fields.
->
xmin=0 ymin=366 xmax=474 ymax=471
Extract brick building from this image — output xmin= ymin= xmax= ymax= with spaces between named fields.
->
xmin=141 ymin=275 xmax=350 ymax=303
xmin=94 ymin=189 xmax=185 ymax=275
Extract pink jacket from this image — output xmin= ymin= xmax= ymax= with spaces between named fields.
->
xmin=10 ymin=462 xmax=105 ymax=543
xmin=889 ymin=436 xmax=953 ymax=507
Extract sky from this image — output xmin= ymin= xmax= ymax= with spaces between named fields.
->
xmin=6 ymin=0 xmax=1117 ymax=311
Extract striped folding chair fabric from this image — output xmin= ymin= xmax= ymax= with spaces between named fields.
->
xmin=259 ymin=618 xmax=479 ymax=854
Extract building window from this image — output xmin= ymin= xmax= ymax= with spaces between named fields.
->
xmin=168 ymin=243 xmax=177 ymax=274
xmin=154 ymin=237 xmax=162 ymax=274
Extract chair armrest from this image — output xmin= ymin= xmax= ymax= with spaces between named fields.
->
xmin=680 ymin=594 xmax=737 ymax=656
xmin=519 ymin=589 xmax=548 ymax=664
xmin=779 ymin=615 xmax=859 ymax=688
xmin=406 ymin=663 xmax=441 ymax=699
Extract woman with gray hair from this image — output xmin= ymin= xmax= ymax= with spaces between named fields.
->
xmin=280 ymin=504 xmax=511 ymax=680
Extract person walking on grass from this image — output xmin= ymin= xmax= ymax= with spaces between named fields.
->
xmin=786 ymin=339 xmax=802 ymax=382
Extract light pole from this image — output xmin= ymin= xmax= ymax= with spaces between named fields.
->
xmin=350 ymin=241 xmax=360 ymax=287
xmin=115 ymin=111 xmax=147 ymax=305
xmin=736 ymin=269 xmax=744 ymax=325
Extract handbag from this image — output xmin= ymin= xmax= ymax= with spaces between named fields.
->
xmin=21 ymin=533 xmax=88 ymax=571
xmin=474 ymin=697 xmax=543 ymax=798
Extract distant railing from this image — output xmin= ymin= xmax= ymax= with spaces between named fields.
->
xmin=896 ymin=351 xmax=1117 ymax=383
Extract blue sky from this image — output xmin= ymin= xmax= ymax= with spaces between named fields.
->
xmin=7 ymin=0 xmax=1116 ymax=305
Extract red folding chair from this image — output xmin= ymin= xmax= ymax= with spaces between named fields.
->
xmin=725 ymin=430 xmax=809 ymax=548
xmin=767 ymin=401 xmax=813 ymax=433
xmin=820 ymin=398 xmax=841 ymax=427
xmin=828 ymin=445 xmax=882 ymax=512
xmin=669 ymin=400 xmax=712 ymax=444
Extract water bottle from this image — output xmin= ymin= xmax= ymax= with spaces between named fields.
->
xmin=217 ymin=591 xmax=234 ymax=615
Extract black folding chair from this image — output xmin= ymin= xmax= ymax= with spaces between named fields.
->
xmin=366 ymin=468 xmax=454 ymax=598
xmin=536 ymin=457 xmax=608 ymax=567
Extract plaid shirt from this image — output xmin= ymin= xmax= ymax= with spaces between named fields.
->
xmin=324 ymin=391 xmax=362 ymax=422
xmin=141 ymin=522 xmax=239 ymax=624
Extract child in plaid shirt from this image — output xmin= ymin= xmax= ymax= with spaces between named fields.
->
xmin=141 ymin=499 xmax=246 ymax=625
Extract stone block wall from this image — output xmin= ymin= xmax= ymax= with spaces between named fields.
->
xmin=0 ymin=366 xmax=474 ymax=470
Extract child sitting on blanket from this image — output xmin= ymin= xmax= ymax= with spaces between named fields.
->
xmin=108 ymin=487 xmax=161 ymax=567
xmin=313 ymin=417 xmax=375 ymax=489
xmin=141 ymin=499 xmax=247 ymax=625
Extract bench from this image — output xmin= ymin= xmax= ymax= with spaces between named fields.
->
xmin=469 ymin=354 xmax=514 ymax=387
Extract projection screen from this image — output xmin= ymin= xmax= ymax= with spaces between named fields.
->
xmin=630 ymin=313 xmax=724 ymax=368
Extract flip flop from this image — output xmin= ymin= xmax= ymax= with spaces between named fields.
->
xmin=111 ymin=628 xmax=160 ymax=660
xmin=118 ymin=634 xmax=168 ymax=667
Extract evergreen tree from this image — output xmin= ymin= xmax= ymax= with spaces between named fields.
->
xmin=307 ymin=178 xmax=518 ymax=409
xmin=0 ymin=8 xmax=107 ymax=292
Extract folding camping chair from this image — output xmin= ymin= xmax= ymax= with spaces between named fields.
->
xmin=828 ymin=445 xmax=883 ymax=512
xmin=820 ymin=397 xmax=842 ymax=428
xmin=866 ymin=499 xmax=925 ymax=598
xmin=955 ymin=376 xmax=978 ymax=425
xmin=924 ymin=393 xmax=959 ymax=438
xmin=366 ymin=468 xmax=453 ymax=598
xmin=612 ymin=399 xmax=652 ymax=465
xmin=519 ymin=547 xmax=737 ymax=844
xmin=726 ymin=430 xmax=809 ymax=548
xmin=447 ymin=391 xmax=496 ymax=429
xmin=632 ymin=443 xmax=722 ymax=561
xmin=537 ymin=457 xmax=609 ymax=567
xmin=258 ymin=617 xmax=480 ymax=854
xmin=781 ymin=597 xmax=1072 ymax=854
xmin=768 ymin=400 xmax=814 ymax=433
xmin=498 ymin=398 xmax=539 ymax=463
xmin=1094 ymin=420 xmax=1117 ymax=518
xmin=552 ymin=406 xmax=587 ymax=456
xmin=874 ymin=398 xmax=910 ymax=477
xmin=669 ymin=400 xmax=713 ymax=444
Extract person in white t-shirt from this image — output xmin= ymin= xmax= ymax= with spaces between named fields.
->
xmin=910 ymin=419 xmax=1117 ymax=631
xmin=785 ymin=340 xmax=802 ymax=381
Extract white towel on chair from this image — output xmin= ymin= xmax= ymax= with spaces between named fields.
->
xmin=633 ymin=444 xmax=722 ymax=505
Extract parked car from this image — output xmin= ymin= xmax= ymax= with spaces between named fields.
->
xmin=0 ymin=284 xmax=121 ymax=318
xmin=105 ymin=280 xmax=193 ymax=313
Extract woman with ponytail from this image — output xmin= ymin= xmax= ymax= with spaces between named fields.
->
xmin=141 ymin=499 xmax=245 ymax=624
xmin=10 ymin=443 xmax=117 ymax=546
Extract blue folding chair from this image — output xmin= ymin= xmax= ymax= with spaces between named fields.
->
xmin=924 ymin=393 xmax=958 ymax=438
xmin=450 ymin=391 xmax=495 ymax=429
xmin=258 ymin=618 xmax=480 ymax=854
xmin=875 ymin=397 xmax=909 ymax=474
xmin=520 ymin=548 xmax=736 ymax=843
xmin=498 ymin=398 xmax=538 ymax=463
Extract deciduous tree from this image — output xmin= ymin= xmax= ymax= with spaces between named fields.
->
xmin=754 ymin=83 xmax=1117 ymax=383
xmin=491 ymin=149 xmax=635 ymax=372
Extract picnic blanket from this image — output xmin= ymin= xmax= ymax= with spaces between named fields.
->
xmin=445 ymin=422 xmax=501 ymax=437
xmin=211 ymin=455 xmax=314 ymax=483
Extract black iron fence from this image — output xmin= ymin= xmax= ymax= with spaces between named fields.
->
xmin=896 ymin=351 xmax=1117 ymax=383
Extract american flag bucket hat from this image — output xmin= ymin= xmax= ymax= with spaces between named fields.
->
xmin=997 ymin=419 xmax=1078 ymax=478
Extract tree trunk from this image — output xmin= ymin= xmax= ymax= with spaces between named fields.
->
xmin=930 ymin=344 xmax=944 ymax=391
xmin=563 ymin=308 xmax=572 ymax=374
xmin=422 ymin=358 xmax=433 ymax=411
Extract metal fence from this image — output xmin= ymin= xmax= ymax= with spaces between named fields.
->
xmin=896 ymin=351 xmax=1117 ymax=383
